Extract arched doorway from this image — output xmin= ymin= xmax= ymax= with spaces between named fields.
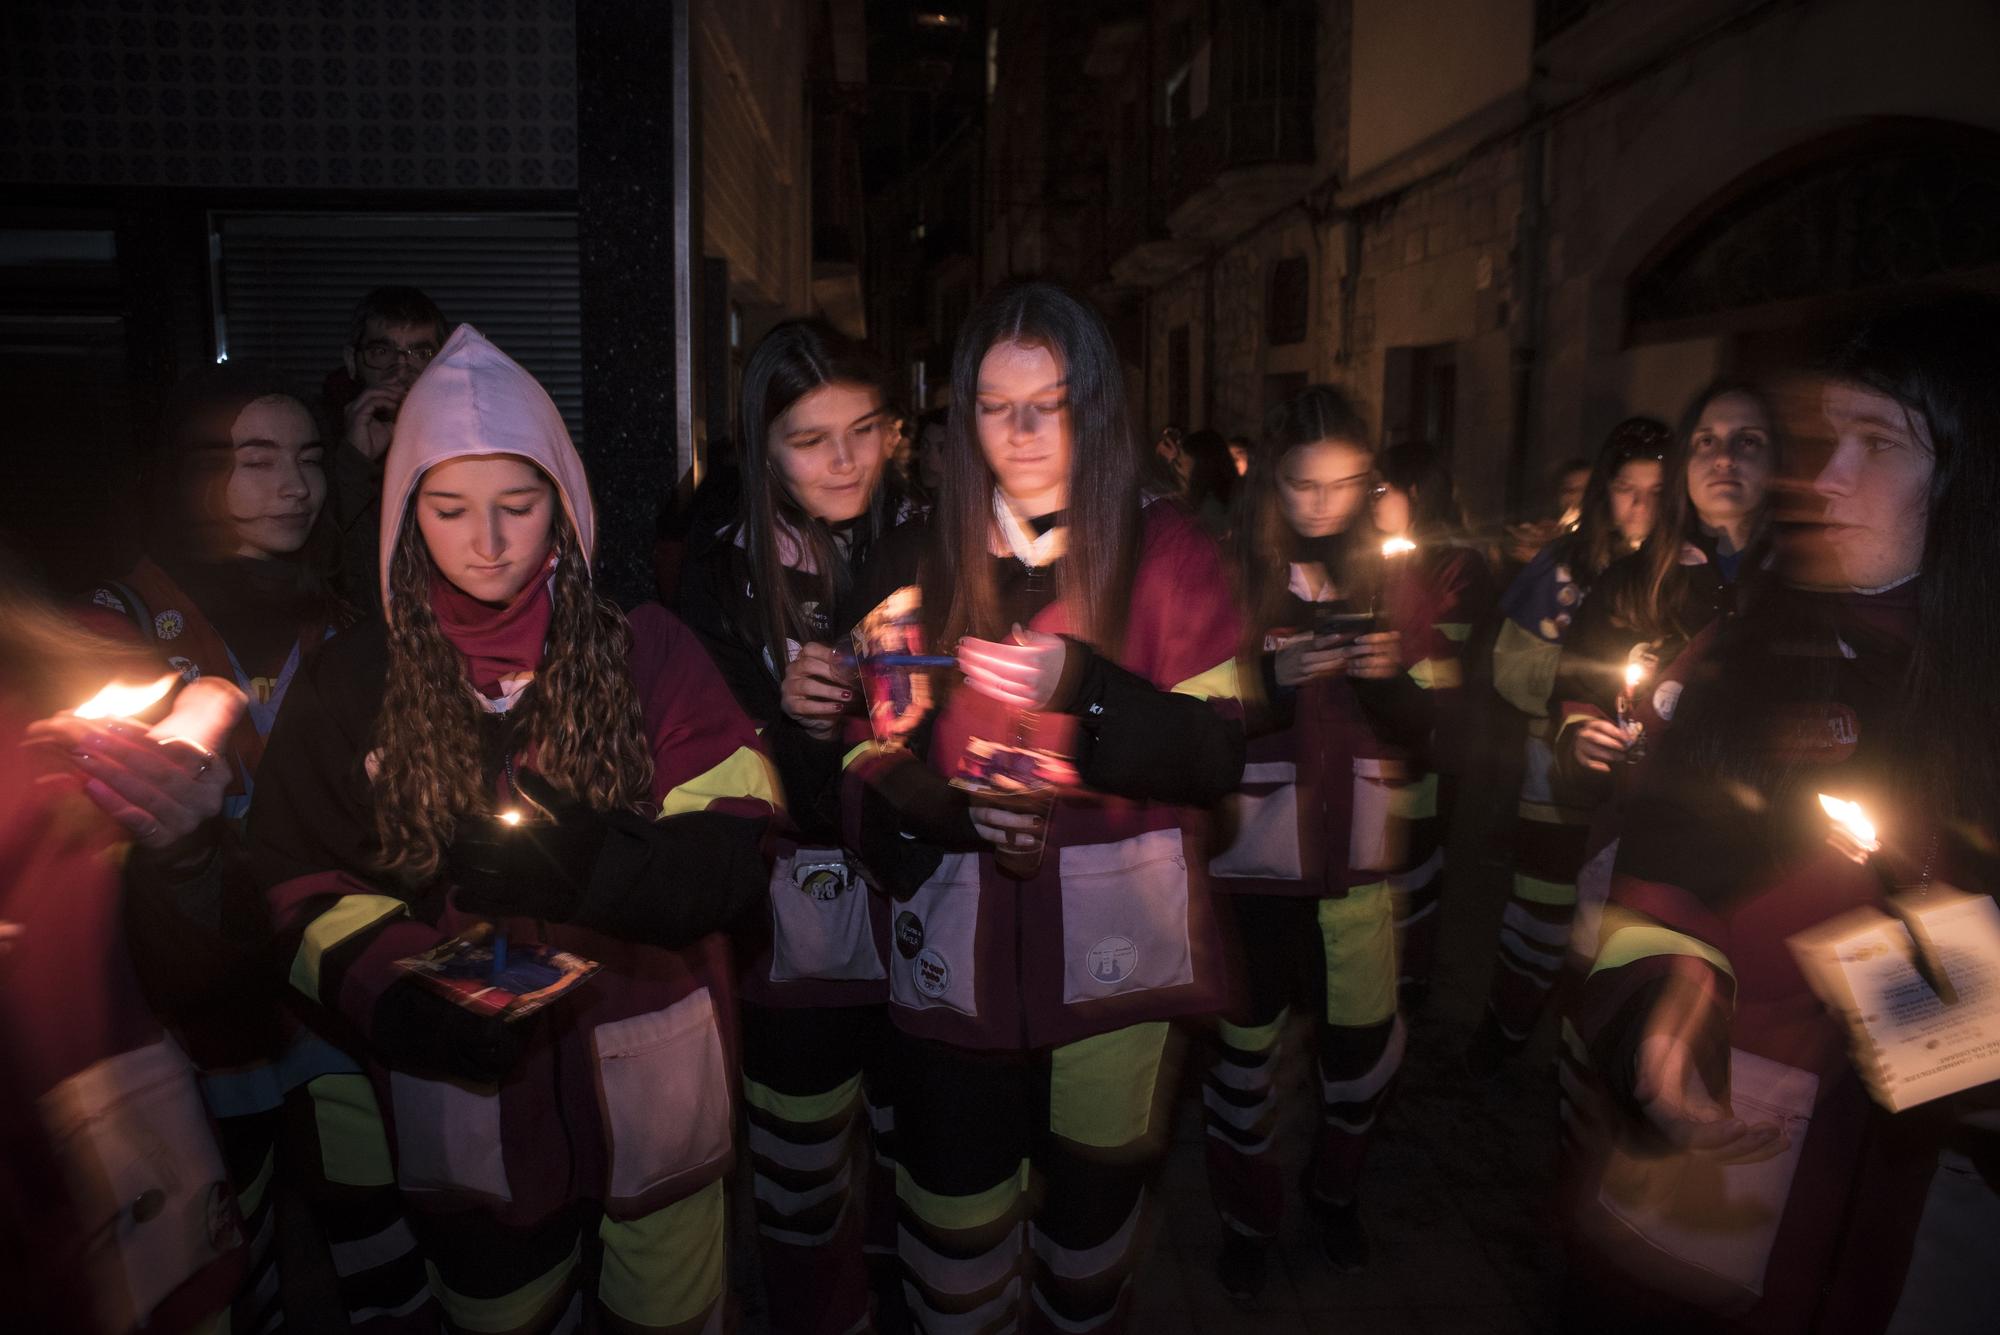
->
xmin=1625 ymin=118 xmax=2000 ymax=378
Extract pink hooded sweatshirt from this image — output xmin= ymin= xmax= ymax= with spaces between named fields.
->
xmin=377 ymin=324 xmax=593 ymax=610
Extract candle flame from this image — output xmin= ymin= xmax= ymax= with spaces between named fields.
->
xmin=1381 ymin=536 xmax=1417 ymax=558
xmin=74 ymin=675 xmax=177 ymax=720
xmin=498 ymin=809 xmax=524 ymax=827
xmin=1817 ymin=794 xmax=1879 ymax=851
xmin=1624 ymin=662 xmax=1645 ymax=691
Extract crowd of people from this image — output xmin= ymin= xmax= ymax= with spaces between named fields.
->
xmin=3 ymin=275 xmax=1996 ymax=1335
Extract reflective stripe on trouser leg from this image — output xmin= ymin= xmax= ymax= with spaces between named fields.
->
xmin=1311 ymin=882 xmax=1402 ymax=1206
xmin=1201 ymin=1009 xmax=1288 ymax=1241
xmin=289 ymin=1076 xmax=435 ymax=1331
xmin=217 ymin=1112 xmax=283 ymax=1335
xmin=1030 ymin=1022 xmax=1173 ymax=1335
xmin=744 ymin=1071 xmax=871 ymax=1335
xmin=1310 ymin=1014 xmax=1406 ymax=1206
xmin=1489 ymin=808 xmax=1589 ymax=1042
xmin=598 ymin=1179 xmax=729 ymax=1333
xmin=1390 ymin=847 xmax=1446 ymax=990
xmin=898 ymin=1162 xmax=1031 ymax=1334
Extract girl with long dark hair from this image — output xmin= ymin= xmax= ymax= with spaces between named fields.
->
xmin=1554 ymin=381 xmax=1781 ymax=780
xmin=837 ymin=280 xmax=1244 ymax=1333
xmin=675 ymin=319 xmax=910 ymax=1335
xmin=75 ymin=367 xmax=379 ymax=1332
xmin=251 ymin=327 xmax=778 ymax=1333
xmin=1470 ymin=417 xmax=1669 ymax=1073
xmin=1368 ymin=440 xmax=1496 ymax=1008
xmin=1199 ymin=389 xmax=1454 ymax=1296
xmin=1562 ymin=294 xmax=2000 ymax=1334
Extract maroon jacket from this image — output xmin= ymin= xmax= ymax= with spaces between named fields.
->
xmin=841 ymin=501 xmax=1246 ymax=1051
xmin=0 ymin=699 xmax=246 ymax=1334
xmin=1210 ymin=547 xmax=1453 ymax=897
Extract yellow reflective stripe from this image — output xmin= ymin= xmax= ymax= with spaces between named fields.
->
xmin=1518 ymin=799 xmax=1589 ymax=827
xmin=743 ymin=1072 xmax=862 ymax=1127
xmin=1319 ymin=882 xmax=1398 ymax=1026
xmin=1438 ymin=622 xmax=1472 ymax=642
xmin=1049 ymin=1020 xmax=1171 ymax=1149
xmin=1392 ymin=771 xmax=1439 ymax=821
xmin=1171 ymin=657 xmax=1241 ymax=702
xmin=897 ymin=1159 xmax=1030 ymax=1233
xmin=289 ymin=894 xmax=406 ymax=1002
xmin=1559 ymin=711 xmax=1595 ymax=734
xmin=430 ymin=1240 xmax=581 ymax=1333
xmin=1513 ymin=873 xmax=1578 ymax=907
xmin=1408 ymin=658 xmax=1463 ymax=690
xmin=598 ymin=1179 xmax=727 ymax=1328
xmin=1218 ymin=1007 xmax=1290 ymax=1054
xmin=309 ymin=1074 xmax=394 ymax=1188
xmin=660 ymin=744 xmax=782 ymax=818
xmin=842 ymin=739 xmax=878 ymax=771
xmin=1592 ymin=914 xmax=1734 ymax=982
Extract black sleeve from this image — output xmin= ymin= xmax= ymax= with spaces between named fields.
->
xmin=1063 ymin=642 xmax=1247 ymax=807
xmin=568 ymin=807 xmax=773 ymax=948
xmin=673 ymin=541 xmax=785 ymax=724
xmin=763 ymin=714 xmax=847 ymax=841
xmin=1553 ymin=563 xmax=1636 ymax=722
xmin=1250 ymin=649 xmax=1298 ymax=736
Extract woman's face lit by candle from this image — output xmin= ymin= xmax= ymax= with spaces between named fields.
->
xmin=415 ymin=455 xmax=557 ymax=606
xmin=1278 ymin=438 xmax=1374 ymax=540
xmin=223 ymin=395 xmax=326 ymax=560
xmin=1815 ymin=381 xmax=1934 ymax=590
xmin=975 ymin=339 xmax=1071 ymax=517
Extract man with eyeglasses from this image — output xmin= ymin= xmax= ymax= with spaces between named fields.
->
xmin=323 ymin=286 xmax=447 ymax=610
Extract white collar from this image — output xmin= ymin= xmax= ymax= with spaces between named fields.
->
xmin=992 ymin=490 xmax=1066 ymax=568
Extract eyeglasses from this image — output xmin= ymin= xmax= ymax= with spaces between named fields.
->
xmin=355 ymin=340 xmax=439 ymax=372
xmin=1368 ymin=481 xmax=1390 ymax=501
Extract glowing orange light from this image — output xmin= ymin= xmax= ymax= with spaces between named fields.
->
xmin=1818 ymin=794 xmax=1880 ymax=855
xmin=1381 ymin=537 xmax=1417 ymax=558
xmin=1624 ymin=662 xmax=1646 ymax=693
xmin=74 ymin=675 xmax=177 ymax=721
xmin=498 ymin=809 xmax=524 ymax=827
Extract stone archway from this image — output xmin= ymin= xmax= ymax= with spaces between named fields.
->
xmin=1624 ymin=117 xmax=2000 ymax=362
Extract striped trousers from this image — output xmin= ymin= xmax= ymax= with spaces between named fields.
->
xmin=889 ymin=1023 xmax=1175 ymax=1334
xmin=1204 ymin=886 xmax=1405 ymax=1239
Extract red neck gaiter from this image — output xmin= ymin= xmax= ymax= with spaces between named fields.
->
xmin=428 ymin=558 xmax=556 ymax=698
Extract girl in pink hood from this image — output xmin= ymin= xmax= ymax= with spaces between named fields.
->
xmin=250 ymin=326 xmax=779 ymax=1333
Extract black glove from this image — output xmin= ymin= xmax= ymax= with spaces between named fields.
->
xmin=370 ymin=977 xmax=526 ymax=1085
xmin=446 ymin=772 xmax=609 ymax=921
xmin=852 ymin=750 xmax=980 ymax=898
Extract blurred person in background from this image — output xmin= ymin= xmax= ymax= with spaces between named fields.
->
xmin=1471 ymin=418 xmax=1669 ymax=1074
xmin=321 ymin=286 xmax=448 ymax=613
xmin=1369 ymin=440 xmax=1497 ymax=1010
xmin=1562 ymin=293 xmax=2000 ymax=1335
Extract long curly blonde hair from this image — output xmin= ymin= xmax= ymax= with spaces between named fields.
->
xmin=371 ymin=499 xmax=654 ymax=882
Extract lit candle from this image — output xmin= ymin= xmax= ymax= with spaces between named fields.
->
xmin=1616 ymin=661 xmax=1650 ymax=758
xmin=1380 ymin=536 xmax=1417 ymax=559
xmin=491 ymin=809 xmax=525 ymax=977
xmin=73 ymin=674 xmax=177 ymax=721
xmin=1818 ymin=793 xmax=1880 ymax=863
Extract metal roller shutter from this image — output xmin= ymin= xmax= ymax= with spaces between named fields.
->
xmin=210 ymin=211 xmax=583 ymax=444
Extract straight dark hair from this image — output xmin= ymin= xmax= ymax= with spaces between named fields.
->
xmin=1377 ymin=440 xmax=1466 ymax=542
xmin=1230 ymin=385 xmax=1374 ymax=650
xmin=348 ymin=285 xmax=446 ymax=347
xmin=929 ymin=280 xmax=1140 ymax=654
xmin=735 ymin=319 xmax=895 ymax=675
xmin=1567 ymin=416 xmax=1672 ymax=588
xmin=1672 ymin=293 xmax=2000 ymax=829
xmin=1614 ymin=380 xmax=1783 ymax=642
